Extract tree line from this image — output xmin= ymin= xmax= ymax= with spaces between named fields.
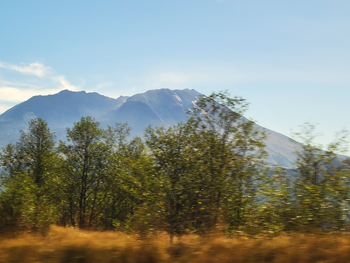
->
xmin=0 ymin=92 xmax=350 ymax=237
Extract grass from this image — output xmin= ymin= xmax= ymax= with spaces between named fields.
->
xmin=0 ymin=226 xmax=350 ymax=262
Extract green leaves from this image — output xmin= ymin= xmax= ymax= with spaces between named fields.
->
xmin=0 ymin=118 xmax=60 ymax=233
xmin=291 ymin=123 xmax=350 ymax=231
xmin=1 ymin=96 xmax=350 ymax=237
xmin=144 ymin=92 xmax=267 ymax=236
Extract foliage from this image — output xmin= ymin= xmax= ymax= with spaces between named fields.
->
xmin=57 ymin=118 xmax=161 ymax=232
xmin=145 ymin=123 xmax=220 ymax=237
xmin=97 ymin=123 xmax=161 ymax=233
xmin=255 ymin=167 xmax=295 ymax=234
xmin=58 ymin=116 xmax=107 ymax=228
xmin=0 ymin=118 xmax=61 ymax=233
xmin=291 ymin=123 xmax=350 ymax=231
xmin=188 ymin=92 xmax=267 ymax=233
xmin=144 ymin=91 xmax=268 ymax=238
xmin=1 ymin=93 xmax=350 ymax=237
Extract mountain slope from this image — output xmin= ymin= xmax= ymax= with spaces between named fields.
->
xmin=0 ymin=88 xmax=302 ymax=168
xmin=0 ymin=90 xmax=127 ymax=144
xmin=127 ymin=89 xmax=201 ymax=125
xmin=105 ymin=100 xmax=164 ymax=135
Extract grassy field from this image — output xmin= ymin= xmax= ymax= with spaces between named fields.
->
xmin=0 ymin=226 xmax=350 ymax=263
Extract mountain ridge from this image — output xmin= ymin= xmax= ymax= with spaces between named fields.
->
xmin=0 ymin=88 xmax=301 ymax=168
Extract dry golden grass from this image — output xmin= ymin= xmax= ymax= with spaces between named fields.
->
xmin=0 ymin=226 xmax=350 ymax=262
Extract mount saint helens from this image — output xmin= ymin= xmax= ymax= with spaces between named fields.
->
xmin=0 ymin=89 xmax=300 ymax=168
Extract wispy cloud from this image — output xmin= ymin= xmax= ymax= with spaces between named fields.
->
xmin=95 ymin=81 xmax=114 ymax=90
xmin=0 ymin=61 xmax=79 ymax=89
xmin=0 ymin=61 xmax=81 ymax=113
xmin=0 ymin=87 xmax=63 ymax=102
xmin=0 ymin=104 xmax=11 ymax=114
xmin=52 ymin=75 xmax=79 ymax=91
xmin=0 ymin=61 xmax=51 ymax=78
xmin=0 ymin=78 xmax=41 ymax=88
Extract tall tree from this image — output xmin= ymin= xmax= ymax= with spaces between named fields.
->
xmin=255 ymin=167 xmax=294 ymax=235
xmin=97 ymin=123 xmax=157 ymax=231
xmin=145 ymin=92 xmax=267 ymax=238
xmin=292 ymin=123 xmax=350 ymax=231
xmin=59 ymin=116 xmax=107 ymax=228
xmin=145 ymin=123 xmax=212 ymax=238
xmin=188 ymin=91 xmax=267 ymax=232
xmin=0 ymin=118 xmax=60 ymax=232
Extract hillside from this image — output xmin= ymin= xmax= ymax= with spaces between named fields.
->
xmin=0 ymin=88 xmax=302 ymax=168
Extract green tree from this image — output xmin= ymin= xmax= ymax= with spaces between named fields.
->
xmin=292 ymin=123 xmax=350 ymax=231
xmin=145 ymin=92 xmax=267 ymax=238
xmin=188 ymin=92 xmax=267 ymax=233
xmin=58 ymin=116 xmax=107 ymax=228
xmin=0 ymin=118 xmax=60 ymax=233
xmin=255 ymin=167 xmax=294 ymax=235
xmin=58 ymin=119 xmax=159 ymax=233
xmin=97 ymin=123 xmax=159 ymax=232
xmin=145 ymin=123 xmax=217 ymax=238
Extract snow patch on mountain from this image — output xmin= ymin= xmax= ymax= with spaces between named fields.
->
xmin=173 ymin=92 xmax=182 ymax=102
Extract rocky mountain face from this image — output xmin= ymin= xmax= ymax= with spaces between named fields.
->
xmin=0 ymin=88 xmax=301 ymax=168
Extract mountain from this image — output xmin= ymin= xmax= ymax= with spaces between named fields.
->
xmin=105 ymin=101 xmax=164 ymax=135
xmin=103 ymin=89 xmax=201 ymax=135
xmin=127 ymin=89 xmax=200 ymax=125
xmin=0 ymin=90 xmax=128 ymax=145
xmin=0 ymin=88 xmax=301 ymax=168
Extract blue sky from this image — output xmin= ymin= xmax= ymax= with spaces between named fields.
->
xmin=1 ymin=0 xmax=350 ymax=149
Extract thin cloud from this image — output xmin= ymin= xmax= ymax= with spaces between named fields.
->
xmin=52 ymin=75 xmax=79 ymax=91
xmin=95 ymin=81 xmax=114 ymax=90
xmin=0 ymin=105 xmax=10 ymax=114
xmin=0 ymin=61 xmax=80 ymax=90
xmin=0 ymin=61 xmax=51 ymax=78
xmin=0 ymin=87 xmax=63 ymax=102
xmin=0 ymin=61 xmax=81 ymax=113
xmin=0 ymin=78 xmax=41 ymax=88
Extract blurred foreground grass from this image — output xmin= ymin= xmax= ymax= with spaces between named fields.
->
xmin=0 ymin=226 xmax=350 ymax=263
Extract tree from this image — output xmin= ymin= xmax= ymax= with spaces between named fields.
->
xmin=292 ymin=123 xmax=350 ymax=231
xmin=58 ymin=116 xmax=107 ymax=228
xmin=0 ymin=118 xmax=60 ymax=233
xmin=188 ymin=91 xmax=267 ymax=232
xmin=145 ymin=123 xmax=217 ymax=238
xmin=98 ymin=123 xmax=160 ymax=233
xmin=255 ymin=166 xmax=294 ymax=235
xmin=145 ymin=92 xmax=267 ymax=238
xmin=58 ymin=119 xmax=159 ymax=232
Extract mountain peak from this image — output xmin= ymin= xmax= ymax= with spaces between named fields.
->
xmin=58 ymin=89 xmax=72 ymax=94
xmin=57 ymin=89 xmax=87 ymax=95
xmin=0 ymin=88 xmax=301 ymax=168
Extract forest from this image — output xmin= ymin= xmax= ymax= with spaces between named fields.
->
xmin=1 ymin=92 xmax=350 ymax=240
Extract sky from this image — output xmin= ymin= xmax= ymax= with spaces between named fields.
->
xmin=1 ymin=0 xmax=350 ymax=150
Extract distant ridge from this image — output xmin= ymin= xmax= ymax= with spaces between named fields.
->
xmin=0 ymin=88 xmax=301 ymax=168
